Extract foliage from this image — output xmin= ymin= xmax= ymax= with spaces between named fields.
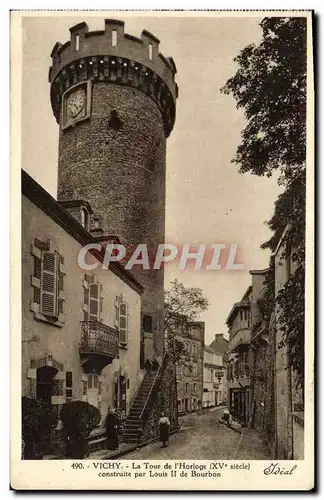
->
xmin=221 ymin=17 xmax=306 ymax=181
xmin=221 ymin=17 xmax=306 ymax=388
xmin=61 ymin=400 xmax=101 ymax=458
xmin=277 ymin=262 xmax=305 ymax=386
xmin=164 ymin=279 xmax=209 ymax=363
xmin=22 ymin=396 xmax=58 ymax=459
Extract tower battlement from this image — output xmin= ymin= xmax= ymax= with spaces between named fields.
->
xmin=49 ymin=19 xmax=178 ymax=137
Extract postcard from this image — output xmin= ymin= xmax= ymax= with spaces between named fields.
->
xmin=11 ymin=9 xmax=314 ymax=490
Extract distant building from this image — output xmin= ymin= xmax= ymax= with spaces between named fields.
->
xmin=203 ymin=346 xmax=226 ymax=407
xmin=226 ymin=287 xmax=252 ymax=425
xmin=209 ymin=333 xmax=229 ymax=359
xmin=176 ymin=322 xmax=205 ymax=414
xmin=209 ymin=334 xmax=229 ymax=403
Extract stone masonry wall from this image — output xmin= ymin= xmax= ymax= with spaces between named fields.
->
xmin=58 ymin=82 xmax=166 ymax=358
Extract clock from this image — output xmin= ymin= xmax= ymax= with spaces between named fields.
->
xmin=66 ymin=89 xmax=86 ymax=119
xmin=62 ymin=81 xmax=92 ymax=130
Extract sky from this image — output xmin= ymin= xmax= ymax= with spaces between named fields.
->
xmin=21 ymin=13 xmax=281 ymax=345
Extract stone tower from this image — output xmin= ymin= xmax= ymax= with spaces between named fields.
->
xmin=49 ymin=20 xmax=178 ymax=361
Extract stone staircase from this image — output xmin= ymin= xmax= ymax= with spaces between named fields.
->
xmin=122 ymin=370 xmax=158 ymax=444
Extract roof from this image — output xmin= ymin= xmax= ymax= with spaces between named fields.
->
xmin=22 ymin=170 xmax=144 ymax=295
xmin=209 ymin=335 xmax=229 ymax=362
xmin=226 ymin=300 xmax=249 ymax=327
xmin=249 ymin=268 xmax=270 ymax=275
xmin=204 ymin=345 xmax=222 ymax=356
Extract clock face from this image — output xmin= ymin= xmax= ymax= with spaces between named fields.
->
xmin=67 ymin=89 xmax=85 ymax=119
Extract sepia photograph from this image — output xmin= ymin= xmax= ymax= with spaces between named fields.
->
xmin=11 ymin=9 xmax=314 ymax=490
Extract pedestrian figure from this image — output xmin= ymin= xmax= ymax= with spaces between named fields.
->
xmin=151 ymin=357 xmax=159 ymax=372
xmin=105 ymin=408 xmax=120 ymax=450
xmin=159 ymin=412 xmax=170 ymax=448
xmin=221 ymin=408 xmax=233 ymax=425
xmin=136 ymin=425 xmax=144 ymax=447
xmin=144 ymin=358 xmax=152 ymax=373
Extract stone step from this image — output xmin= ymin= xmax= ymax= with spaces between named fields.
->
xmin=123 ymin=438 xmax=138 ymax=443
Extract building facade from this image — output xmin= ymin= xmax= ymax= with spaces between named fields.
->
xmin=203 ymin=347 xmax=225 ymax=407
xmin=226 ymin=287 xmax=252 ymax=425
xmin=246 ymin=225 xmax=304 ymax=459
xmin=22 ymin=20 xmax=180 ymax=456
xmin=176 ymin=322 xmax=205 ymax=414
xmin=22 ymin=171 xmax=143 ymax=453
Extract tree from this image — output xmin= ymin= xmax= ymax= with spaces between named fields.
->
xmin=221 ymin=17 xmax=307 ymax=388
xmin=164 ymin=279 xmax=209 ymax=363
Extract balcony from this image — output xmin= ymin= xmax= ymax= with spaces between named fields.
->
xmin=80 ymin=320 xmax=119 ymax=373
xmin=228 ymin=328 xmax=251 ymax=353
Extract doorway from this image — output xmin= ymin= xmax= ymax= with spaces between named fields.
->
xmin=36 ymin=366 xmax=57 ymax=455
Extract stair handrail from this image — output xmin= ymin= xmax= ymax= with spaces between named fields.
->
xmin=139 ymin=361 xmax=164 ymax=420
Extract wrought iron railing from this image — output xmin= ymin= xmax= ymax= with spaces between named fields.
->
xmin=80 ymin=320 xmax=119 ymax=359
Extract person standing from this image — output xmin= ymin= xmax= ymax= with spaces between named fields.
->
xmin=105 ymin=408 xmax=120 ymax=450
xmin=159 ymin=412 xmax=170 ymax=448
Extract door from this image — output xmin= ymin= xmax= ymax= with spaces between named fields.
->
xmin=36 ymin=366 xmax=57 ymax=454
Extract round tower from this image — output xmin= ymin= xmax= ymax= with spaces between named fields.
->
xmin=49 ymin=20 xmax=178 ymax=359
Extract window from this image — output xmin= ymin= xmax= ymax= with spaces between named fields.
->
xmin=149 ymin=43 xmax=153 ymax=60
xmin=31 ymin=244 xmax=65 ymax=323
xmin=83 ymin=277 xmax=102 ymax=322
xmin=89 ymin=283 xmax=101 ymax=321
xmin=66 ymin=371 xmax=72 ymax=401
xmin=116 ymin=299 xmax=128 ymax=345
xmin=80 ymin=207 xmax=89 ymax=231
xmin=66 ymin=371 xmax=72 ymax=388
xmin=75 ymin=34 xmax=80 ymax=51
xmin=186 ymin=383 xmax=189 ymax=393
xmin=112 ymin=29 xmax=117 ymax=47
xmin=143 ymin=314 xmax=153 ymax=333
xmin=193 ymin=383 xmax=196 ymax=394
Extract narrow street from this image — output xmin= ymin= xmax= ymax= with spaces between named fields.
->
xmin=124 ymin=408 xmax=270 ymax=460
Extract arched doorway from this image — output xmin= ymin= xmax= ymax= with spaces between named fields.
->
xmin=36 ymin=366 xmax=57 ymax=404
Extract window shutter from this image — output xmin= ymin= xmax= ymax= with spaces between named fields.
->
xmin=115 ymin=302 xmax=119 ymax=328
xmin=40 ymin=252 xmax=58 ymax=317
xmin=89 ymin=283 xmax=100 ymax=321
xmin=119 ymin=302 xmax=128 ymax=344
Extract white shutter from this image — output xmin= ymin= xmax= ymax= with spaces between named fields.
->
xmin=119 ymin=302 xmax=128 ymax=344
xmin=89 ymin=283 xmax=100 ymax=321
xmin=40 ymin=252 xmax=58 ymax=317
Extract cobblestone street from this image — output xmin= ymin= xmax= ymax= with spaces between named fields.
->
xmin=124 ymin=408 xmax=270 ymax=460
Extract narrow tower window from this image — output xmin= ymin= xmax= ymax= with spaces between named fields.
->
xmin=112 ymin=30 xmax=117 ymax=47
xmin=81 ymin=207 xmax=89 ymax=230
xmin=149 ymin=43 xmax=153 ymax=60
xmin=75 ymin=34 xmax=80 ymax=51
